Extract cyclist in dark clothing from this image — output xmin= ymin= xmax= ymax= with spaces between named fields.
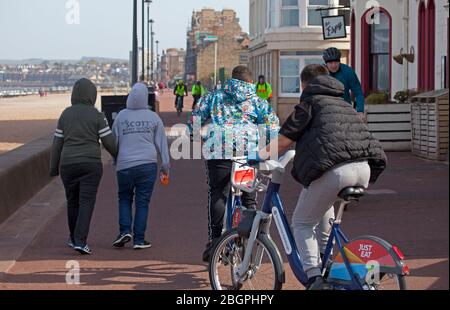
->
xmin=323 ymin=47 xmax=365 ymax=120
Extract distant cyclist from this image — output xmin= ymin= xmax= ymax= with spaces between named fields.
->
xmin=323 ymin=47 xmax=365 ymax=120
xmin=174 ymin=80 xmax=188 ymax=110
xmin=191 ymin=80 xmax=207 ymax=110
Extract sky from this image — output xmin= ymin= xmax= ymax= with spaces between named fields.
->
xmin=0 ymin=0 xmax=249 ymax=60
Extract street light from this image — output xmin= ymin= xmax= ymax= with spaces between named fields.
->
xmin=156 ymin=40 xmax=159 ymax=81
xmin=149 ymin=20 xmax=155 ymax=81
xmin=204 ymin=36 xmax=218 ymax=86
xmin=145 ymin=1 xmax=152 ymax=82
xmin=132 ymin=0 xmax=138 ymax=85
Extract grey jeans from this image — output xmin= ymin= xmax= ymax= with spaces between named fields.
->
xmin=291 ymin=161 xmax=371 ymax=279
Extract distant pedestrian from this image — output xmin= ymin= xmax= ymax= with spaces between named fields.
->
xmin=255 ymin=75 xmax=273 ymax=103
xmin=112 ymin=83 xmax=170 ymax=250
xmin=214 ymin=80 xmax=222 ymax=91
xmin=50 ymin=78 xmax=117 ymax=255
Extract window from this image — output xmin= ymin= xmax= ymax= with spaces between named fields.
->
xmin=280 ymin=53 xmax=323 ymax=96
xmin=418 ymin=1 xmax=426 ymax=90
xmin=350 ymin=10 xmax=355 ymax=68
xmin=338 ymin=0 xmax=350 ymax=26
xmin=308 ymin=0 xmax=329 ymax=26
xmin=427 ymin=0 xmax=435 ymax=90
xmin=250 ymin=2 xmax=256 ymax=37
xmin=281 ymin=0 xmax=299 ymax=27
xmin=369 ymin=12 xmax=390 ymax=92
xmin=268 ymin=0 xmax=277 ymax=28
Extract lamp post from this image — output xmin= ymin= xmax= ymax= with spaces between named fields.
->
xmin=145 ymin=1 xmax=152 ymax=81
xmin=141 ymin=0 xmax=146 ymax=81
xmin=204 ymin=36 xmax=218 ymax=86
xmin=132 ymin=0 xmax=138 ymax=85
xmin=155 ymin=40 xmax=159 ymax=82
xmin=150 ymin=21 xmax=155 ymax=81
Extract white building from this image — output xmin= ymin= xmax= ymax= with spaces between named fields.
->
xmin=129 ymin=48 xmax=155 ymax=81
xmin=350 ymin=0 xmax=449 ymax=97
xmin=249 ymin=0 xmax=351 ymax=122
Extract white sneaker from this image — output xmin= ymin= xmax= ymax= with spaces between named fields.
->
xmin=133 ymin=241 xmax=152 ymax=250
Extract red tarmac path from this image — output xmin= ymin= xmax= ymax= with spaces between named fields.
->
xmin=0 ymin=93 xmax=448 ymax=290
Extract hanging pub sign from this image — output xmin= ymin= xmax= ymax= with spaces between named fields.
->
xmin=322 ymin=15 xmax=347 ymax=40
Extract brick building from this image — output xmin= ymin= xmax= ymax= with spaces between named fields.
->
xmin=160 ymin=48 xmax=186 ymax=83
xmin=185 ymin=8 xmax=250 ymax=88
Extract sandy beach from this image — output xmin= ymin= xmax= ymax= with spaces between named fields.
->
xmin=0 ymin=93 xmax=119 ymax=155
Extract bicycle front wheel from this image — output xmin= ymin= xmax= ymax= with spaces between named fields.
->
xmin=209 ymin=230 xmax=284 ymax=290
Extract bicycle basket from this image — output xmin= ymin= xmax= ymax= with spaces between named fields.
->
xmin=231 ymin=162 xmax=257 ymax=193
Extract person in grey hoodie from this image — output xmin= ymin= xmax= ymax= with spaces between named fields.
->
xmin=50 ymin=78 xmax=117 ymax=255
xmin=112 ymin=83 xmax=170 ymax=249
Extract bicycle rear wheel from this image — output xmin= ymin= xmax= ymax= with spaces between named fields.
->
xmin=371 ymin=273 xmax=407 ymax=290
xmin=209 ymin=230 xmax=284 ymax=290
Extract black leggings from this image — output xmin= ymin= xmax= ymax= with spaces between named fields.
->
xmin=60 ymin=162 xmax=103 ymax=247
xmin=192 ymin=95 xmax=201 ymax=110
xmin=205 ymin=160 xmax=257 ymax=240
xmin=175 ymin=95 xmax=184 ymax=108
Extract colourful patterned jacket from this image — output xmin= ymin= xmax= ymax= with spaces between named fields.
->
xmin=187 ymin=78 xmax=280 ymax=160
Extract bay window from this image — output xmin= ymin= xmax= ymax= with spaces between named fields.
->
xmin=280 ymin=52 xmax=323 ymax=96
xmin=281 ymin=0 xmax=299 ymax=27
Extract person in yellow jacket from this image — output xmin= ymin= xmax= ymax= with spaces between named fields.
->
xmin=191 ymin=80 xmax=207 ymax=110
xmin=173 ymin=80 xmax=188 ymax=109
xmin=255 ymin=75 xmax=273 ymax=103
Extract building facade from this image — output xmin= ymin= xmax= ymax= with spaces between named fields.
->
xmin=129 ymin=48 xmax=154 ymax=82
xmin=185 ymin=8 xmax=250 ymax=88
xmin=350 ymin=0 xmax=449 ymax=97
xmin=249 ymin=0 xmax=351 ymax=122
xmin=160 ymin=48 xmax=186 ymax=83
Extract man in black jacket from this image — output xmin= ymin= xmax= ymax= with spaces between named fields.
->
xmin=256 ymin=64 xmax=387 ymax=289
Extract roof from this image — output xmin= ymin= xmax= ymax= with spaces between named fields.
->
xmin=412 ymin=89 xmax=449 ymax=99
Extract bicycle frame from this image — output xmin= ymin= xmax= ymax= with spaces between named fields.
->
xmin=215 ymin=152 xmax=407 ymax=290
xmin=236 ymin=180 xmax=366 ymax=290
xmin=225 ymin=188 xmax=242 ymax=231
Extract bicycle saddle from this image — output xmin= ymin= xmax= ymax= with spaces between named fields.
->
xmin=338 ymin=187 xmax=366 ymax=201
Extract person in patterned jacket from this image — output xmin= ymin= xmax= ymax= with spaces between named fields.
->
xmin=187 ymin=65 xmax=280 ymax=262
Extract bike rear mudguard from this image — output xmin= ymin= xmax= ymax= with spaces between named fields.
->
xmin=328 ymin=235 xmax=409 ymax=283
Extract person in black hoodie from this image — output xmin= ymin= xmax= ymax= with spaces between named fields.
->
xmin=256 ymin=64 xmax=387 ymax=289
xmin=50 ymin=78 xmax=117 ymax=255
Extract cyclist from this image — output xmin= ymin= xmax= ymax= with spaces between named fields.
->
xmin=174 ymin=80 xmax=188 ymax=110
xmin=187 ymin=66 xmax=280 ymax=262
xmin=253 ymin=64 xmax=387 ymax=289
xmin=191 ymin=80 xmax=206 ymax=110
xmin=323 ymin=47 xmax=365 ymax=120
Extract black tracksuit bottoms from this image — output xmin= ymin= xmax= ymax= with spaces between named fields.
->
xmin=60 ymin=162 xmax=103 ymax=247
xmin=205 ymin=160 xmax=257 ymax=241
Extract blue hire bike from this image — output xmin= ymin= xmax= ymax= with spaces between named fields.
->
xmin=209 ymin=151 xmax=409 ymax=290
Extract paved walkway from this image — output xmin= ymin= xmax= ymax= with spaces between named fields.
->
xmin=0 ymin=93 xmax=448 ymax=290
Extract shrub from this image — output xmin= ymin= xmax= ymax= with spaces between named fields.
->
xmin=366 ymin=92 xmax=389 ymax=105
xmin=394 ymin=89 xmax=421 ymax=103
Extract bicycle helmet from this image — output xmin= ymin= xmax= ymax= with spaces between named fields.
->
xmin=323 ymin=47 xmax=342 ymax=63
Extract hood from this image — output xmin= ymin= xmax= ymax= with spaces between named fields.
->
xmin=300 ymin=75 xmax=345 ymax=101
xmin=126 ymin=83 xmax=149 ymax=110
xmin=222 ymin=78 xmax=257 ymax=103
xmin=71 ymin=78 xmax=97 ymax=106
